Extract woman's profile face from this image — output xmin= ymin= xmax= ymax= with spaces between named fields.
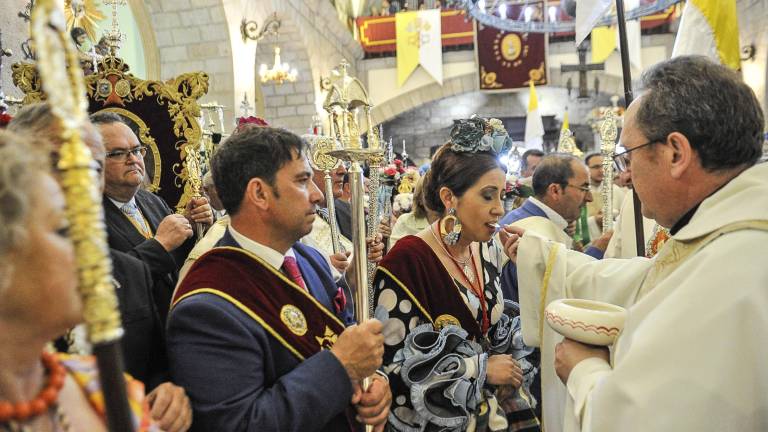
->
xmin=453 ymin=167 xmax=506 ymax=243
xmin=0 ymin=174 xmax=81 ymax=330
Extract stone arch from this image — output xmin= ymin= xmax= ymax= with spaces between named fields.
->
xmin=143 ymin=0 xmax=236 ymax=127
xmin=371 ymin=73 xmax=477 ymax=126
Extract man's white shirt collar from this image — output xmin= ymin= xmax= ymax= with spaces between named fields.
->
xmin=228 ymin=225 xmax=293 ymax=270
xmin=108 ymin=196 xmax=137 ymax=210
xmin=527 ymin=196 xmax=569 ymax=231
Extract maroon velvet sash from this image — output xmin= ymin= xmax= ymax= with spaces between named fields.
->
xmin=172 ymin=246 xmax=346 ymax=361
xmin=376 ymin=236 xmax=484 ymax=341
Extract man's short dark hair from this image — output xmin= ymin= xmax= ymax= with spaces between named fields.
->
xmin=211 ymin=126 xmax=306 ymax=215
xmin=636 ymin=56 xmax=764 ymax=172
xmin=584 ymin=152 xmax=602 ymax=167
xmin=532 ymin=153 xmax=579 ymax=197
xmin=521 ymin=149 xmax=545 ymax=172
xmin=90 ymin=111 xmax=127 ymax=126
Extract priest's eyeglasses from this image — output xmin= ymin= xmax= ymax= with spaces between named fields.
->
xmin=106 ymin=146 xmax=147 ymax=162
xmin=612 ymin=140 xmax=660 ymax=172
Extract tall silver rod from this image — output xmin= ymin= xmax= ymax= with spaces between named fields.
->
xmin=349 ymin=160 xmax=371 ymax=397
xmin=366 ymin=162 xmax=382 ymax=316
xmin=601 ymin=159 xmax=614 ymax=233
xmin=324 ymin=172 xmax=341 ymax=254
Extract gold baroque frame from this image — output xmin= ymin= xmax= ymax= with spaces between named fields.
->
xmin=12 ymin=56 xmax=209 ymax=211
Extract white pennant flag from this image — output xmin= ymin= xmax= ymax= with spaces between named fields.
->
xmin=575 ymin=0 xmax=613 ymax=47
xmin=524 ymin=81 xmax=544 ymax=149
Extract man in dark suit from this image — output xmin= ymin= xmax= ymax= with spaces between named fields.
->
xmin=167 ymin=126 xmax=391 ymax=431
xmin=91 ymin=112 xmax=213 ymax=323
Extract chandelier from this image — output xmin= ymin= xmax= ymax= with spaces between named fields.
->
xmin=241 ymin=13 xmax=299 ymax=85
xmin=259 ymin=46 xmax=297 ymax=85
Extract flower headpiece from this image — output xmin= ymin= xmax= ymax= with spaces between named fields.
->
xmin=234 ymin=116 xmax=269 ymax=134
xmin=449 ymin=116 xmax=513 ymax=155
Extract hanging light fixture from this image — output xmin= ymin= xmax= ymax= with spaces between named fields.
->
xmin=259 ymin=45 xmax=298 ymax=85
xmin=241 ymin=12 xmax=299 ymax=86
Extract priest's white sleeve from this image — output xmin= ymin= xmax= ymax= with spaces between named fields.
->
xmin=515 ymin=231 xmax=652 ymax=432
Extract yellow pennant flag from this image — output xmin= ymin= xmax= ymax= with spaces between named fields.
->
xmin=396 ymin=11 xmax=420 ymax=86
xmin=396 ymin=10 xmax=443 ymax=87
xmin=591 ymin=26 xmax=617 ymax=63
xmin=561 ymin=110 xmax=570 ymax=134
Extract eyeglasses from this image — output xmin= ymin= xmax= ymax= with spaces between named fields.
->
xmin=106 ymin=146 xmax=147 ymax=162
xmin=612 ymin=140 xmax=659 ymax=172
xmin=562 ymin=183 xmax=591 ymax=194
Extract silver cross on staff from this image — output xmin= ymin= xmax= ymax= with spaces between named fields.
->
xmin=239 ymin=92 xmax=253 ymax=118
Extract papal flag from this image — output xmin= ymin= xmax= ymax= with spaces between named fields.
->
xmin=396 ymin=9 xmax=443 ymax=86
xmin=575 ymin=0 xmax=613 ymax=47
xmin=672 ymin=0 xmax=740 ymax=70
xmin=590 ymin=0 xmax=641 ymax=70
xmin=525 ymin=80 xmax=544 ymax=149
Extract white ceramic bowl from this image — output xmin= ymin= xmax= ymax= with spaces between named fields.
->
xmin=545 ymin=299 xmax=627 ymax=346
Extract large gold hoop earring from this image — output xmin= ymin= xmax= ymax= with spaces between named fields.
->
xmin=439 ymin=208 xmax=462 ymax=245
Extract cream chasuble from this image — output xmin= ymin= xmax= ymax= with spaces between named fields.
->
xmin=517 ymin=162 xmax=768 ymax=431
xmin=603 ymin=191 xmax=656 ymax=259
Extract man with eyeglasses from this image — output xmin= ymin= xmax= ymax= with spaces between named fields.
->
xmin=92 ymin=112 xmax=214 ymax=324
xmin=497 ymin=153 xmax=612 ymax=418
xmin=583 ymin=152 xmax=626 ymax=242
xmin=506 ymin=56 xmax=768 ymax=431
xmin=602 ymin=146 xmax=661 ymax=259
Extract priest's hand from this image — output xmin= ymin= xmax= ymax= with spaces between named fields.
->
xmin=487 ymin=354 xmax=523 ymax=387
xmin=146 ymin=382 xmax=192 ymax=432
xmin=591 ymin=230 xmax=614 ymax=253
xmin=331 ymin=319 xmax=384 ymax=382
xmin=330 ymin=251 xmax=352 ymax=273
xmin=351 ymin=374 xmax=391 ymax=431
xmin=554 ymin=338 xmax=609 ymax=384
xmin=185 ymin=196 xmax=214 ymax=226
xmin=499 ymin=225 xmax=525 ymax=264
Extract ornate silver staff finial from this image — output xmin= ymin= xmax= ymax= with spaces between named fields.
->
xmin=599 ymin=110 xmax=618 ymax=233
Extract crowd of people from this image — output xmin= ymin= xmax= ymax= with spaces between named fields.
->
xmin=0 ymin=55 xmax=766 ymax=432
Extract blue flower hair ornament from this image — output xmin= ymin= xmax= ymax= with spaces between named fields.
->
xmin=449 ymin=116 xmax=514 ymax=155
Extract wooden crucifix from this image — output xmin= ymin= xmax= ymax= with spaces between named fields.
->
xmin=561 ymin=42 xmax=604 ymax=99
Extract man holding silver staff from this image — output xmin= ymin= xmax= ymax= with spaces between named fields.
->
xmin=168 ymin=126 xmax=391 ymax=431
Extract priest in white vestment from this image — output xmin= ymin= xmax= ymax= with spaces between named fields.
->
xmin=504 ymin=56 xmax=768 ymax=432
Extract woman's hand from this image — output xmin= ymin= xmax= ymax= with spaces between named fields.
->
xmin=498 ymin=225 xmax=525 ymax=264
xmin=486 ymin=354 xmax=523 ymax=388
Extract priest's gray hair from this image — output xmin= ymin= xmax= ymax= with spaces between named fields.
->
xmin=0 ymin=131 xmax=49 ymax=287
xmin=636 ymin=55 xmax=764 ymax=172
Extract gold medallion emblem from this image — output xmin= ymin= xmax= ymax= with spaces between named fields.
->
xmin=280 ymin=305 xmax=308 ymax=336
xmin=434 ymin=314 xmax=460 ymax=330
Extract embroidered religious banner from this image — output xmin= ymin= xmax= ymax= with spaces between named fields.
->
xmin=475 ymin=2 xmax=548 ymax=92
xmin=357 ymin=10 xmax=473 ymax=55
xmin=396 ymin=9 xmax=443 ymax=86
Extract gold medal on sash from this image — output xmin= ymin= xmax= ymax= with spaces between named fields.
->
xmin=280 ymin=305 xmax=308 ymax=336
xmin=434 ymin=314 xmax=460 ymax=330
